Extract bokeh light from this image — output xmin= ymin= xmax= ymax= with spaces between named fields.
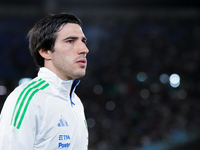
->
xmin=137 ymin=72 xmax=147 ymax=82
xmin=19 ymin=78 xmax=32 ymax=85
xmin=0 ymin=85 xmax=7 ymax=95
xmin=106 ymin=101 xmax=115 ymax=111
xmin=93 ymin=85 xmax=103 ymax=94
xmin=87 ymin=118 xmax=96 ymax=128
xmin=169 ymin=74 xmax=180 ymax=88
xmin=159 ymin=74 xmax=169 ymax=84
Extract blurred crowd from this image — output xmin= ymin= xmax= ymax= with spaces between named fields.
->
xmin=0 ymin=14 xmax=200 ymax=150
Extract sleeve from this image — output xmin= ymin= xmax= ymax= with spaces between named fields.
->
xmin=0 ymin=88 xmax=37 ymax=150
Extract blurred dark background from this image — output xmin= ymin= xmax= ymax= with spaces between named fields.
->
xmin=0 ymin=0 xmax=200 ymax=150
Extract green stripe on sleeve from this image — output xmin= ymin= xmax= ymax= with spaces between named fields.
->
xmin=16 ymin=83 xmax=49 ymax=129
xmin=11 ymin=78 xmax=49 ymax=129
xmin=13 ymin=80 xmax=46 ymax=127
xmin=10 ymin=81 xmax=37 ymax=125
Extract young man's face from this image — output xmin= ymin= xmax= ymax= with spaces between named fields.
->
xmin=47 ymin=23 xmax=89 ymax=80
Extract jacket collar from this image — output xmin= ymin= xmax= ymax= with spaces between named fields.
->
xmin=38 ymin=67 xmax=80 ymax=105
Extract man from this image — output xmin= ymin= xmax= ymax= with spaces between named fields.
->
xmin=0 ymin=13 xmax=89 ymax=150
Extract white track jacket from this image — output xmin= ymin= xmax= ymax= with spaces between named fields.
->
xmin=0 ymin=67 xmax=88 ymax=150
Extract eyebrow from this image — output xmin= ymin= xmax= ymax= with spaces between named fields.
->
xmin=63 ymin=36 xmax=87 ymax=42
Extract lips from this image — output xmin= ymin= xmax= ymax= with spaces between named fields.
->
xmin=76 ymin=58 xmax=87 ymax=67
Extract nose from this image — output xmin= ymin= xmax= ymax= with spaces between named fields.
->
xmin=78 ymin=42 xmax=89 ymax=55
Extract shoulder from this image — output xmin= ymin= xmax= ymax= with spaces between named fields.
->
xmin=7 ymin=77 xmax=53 ymax=109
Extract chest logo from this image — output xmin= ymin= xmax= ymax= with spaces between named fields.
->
xmin=57 ymin=115 xmax=69 ymax=127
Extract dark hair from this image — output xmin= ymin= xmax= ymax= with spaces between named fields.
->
xmin=27 ymin=13 xmax=82 ymax=67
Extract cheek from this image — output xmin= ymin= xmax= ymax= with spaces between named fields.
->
xmin=60 ymin=54 xmax=73 ymax=67
xmin=52 ymin=47 xmax=74 ymax=66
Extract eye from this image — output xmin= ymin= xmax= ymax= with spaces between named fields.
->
xmin=66 ymin=40 xmax=74 ymax=44
xmin=82 ymin=39 xmax=87 ymax=44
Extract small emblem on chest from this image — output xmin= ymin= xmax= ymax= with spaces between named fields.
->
xmin=57 ymin=115 xmax=69 ymax=127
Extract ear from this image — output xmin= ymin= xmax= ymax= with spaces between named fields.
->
xmin=38 ymin=49 xmax=52 ymax=60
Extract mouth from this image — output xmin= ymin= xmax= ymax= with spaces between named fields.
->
xmin=76 ymin=58 xmax=87 ymax=67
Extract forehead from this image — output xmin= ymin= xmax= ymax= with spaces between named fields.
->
xmin=56 ymin=23 xmax=84 ymax=37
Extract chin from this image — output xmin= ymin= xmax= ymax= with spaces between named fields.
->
xmin=74 ymin=71 xmax=86 ymax=79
